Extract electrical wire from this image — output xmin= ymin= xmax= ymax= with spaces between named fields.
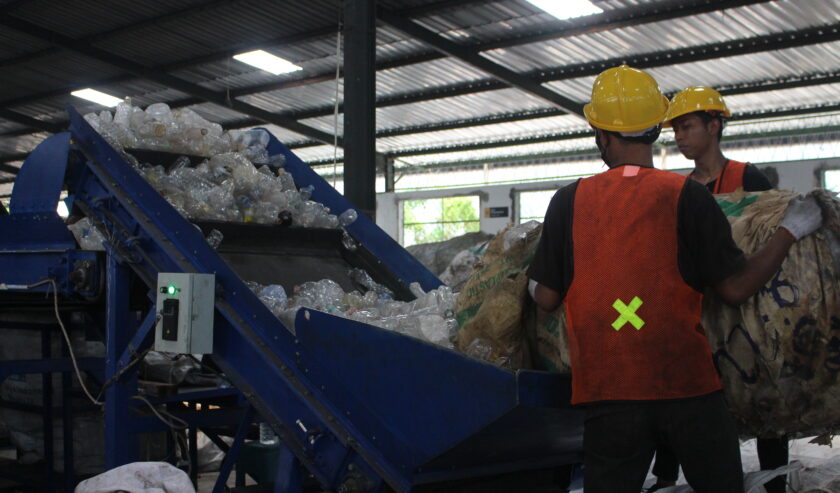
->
xmin=131 ymin=395 xmax=189 ymax=430
xmin=40 ymin=279 xmax=193 ymax=474
xmin=44 ymin=279 xmax=104 ymax=407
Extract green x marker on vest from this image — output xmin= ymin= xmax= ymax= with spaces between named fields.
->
xmin=612 ymin=296 xmax=644 ymax=331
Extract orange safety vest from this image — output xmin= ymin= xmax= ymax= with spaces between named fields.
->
xmin=565 ymin=165 xmax=722 ymax=404
xmin=712 ymin=160 xmax=748 ymax=194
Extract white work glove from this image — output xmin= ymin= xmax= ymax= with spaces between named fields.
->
xmin=779 ymin=195 xmax=823 ymax=240
xmin=528 ymin=279 xmax=538 ymax=300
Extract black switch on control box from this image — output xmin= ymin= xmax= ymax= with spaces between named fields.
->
xmin=162 ymin=298 xmax=179 ymax=341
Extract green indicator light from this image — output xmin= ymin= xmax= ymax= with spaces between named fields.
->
xmin=166 ymin=285 xmax=178 ymax=295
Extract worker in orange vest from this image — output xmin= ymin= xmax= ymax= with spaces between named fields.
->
xmin=527 ymin=65 xmax=822 ymax=493
xmin=666 ymin=86 xmax=772 ymax=193
xmin=644 ymin=87 xmax=787 ymax=493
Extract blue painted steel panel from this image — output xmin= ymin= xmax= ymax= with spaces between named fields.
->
xmin=0 ymin=250 xmax=99 ymax=296
xmin=0 ymin=213 xmax=75 ymax=252
xmin=10 ymin=133 xmax=72 ymax=214
xmin=264 ymin=133 xmax=443 ymax=294
xmin=293 ymin=308 xmax=516 ymax=473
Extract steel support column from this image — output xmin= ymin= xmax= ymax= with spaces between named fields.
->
xmin=104 ymin=256 xmax=138 ymax=469
xmin=343 ymin=0 xmax=377 ymax=219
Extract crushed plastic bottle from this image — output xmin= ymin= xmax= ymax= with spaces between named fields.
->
xmin=67 ymin=218 xmax=107 ymax=251
xmin=205 ymin=229 xmax=224 ymax=250
xmin=341 ymin=231 xmax=357 ymax=251
xmin=503 ymin=220 xmax=542 ymax=251
xmin=348 ymin=268 xmax=394 ymax=298
xmin=299 ymin=184 xmax=314 ymax=201
xmin=258 ymin=284 xmax=288 ymax=316
xmin=338 ymin=208 xmax=358 ymax=227
xmin=259 ymin=422 xmax=278 ymax=445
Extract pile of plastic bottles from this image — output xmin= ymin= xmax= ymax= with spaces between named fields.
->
xmin=83 ymin=102 xmax=356 ymax=229
xmin=247 ymin=271 xmax=459 ymax=349
xmin=84 ymin=100 xmax=234 ymax=158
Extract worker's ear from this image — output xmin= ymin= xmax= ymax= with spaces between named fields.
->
xmin=706 ymin=117 xmax=721 ymax=136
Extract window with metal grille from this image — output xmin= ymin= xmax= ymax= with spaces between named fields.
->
xmin=517 ymin=189 xmax=556 ymax=224
xmin=402 ymin=196 xmax=480 ymax=246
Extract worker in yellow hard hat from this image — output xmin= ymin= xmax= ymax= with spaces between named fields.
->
xmin=526 ymin=65 xmax=822 ymax=493
xmin=664 ymin=86 xmax=771 ymax=193
xmin=646 ymin=88 xmax=785 ymax=493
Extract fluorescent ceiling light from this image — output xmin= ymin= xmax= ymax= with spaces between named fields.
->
xmin=526 ymin=0 xmax=602 ymax=20
xmin=70 ymin=88 xmax=122 ymax=107
xmin=233 ymin=50 xmax=302 ymax=75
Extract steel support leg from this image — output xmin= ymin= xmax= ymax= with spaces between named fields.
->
xmin=213 ymin=406 xmax=254 ymax=493
xmin=104 ymin=256 xmax=138 ymax=469
xmin=274 ymin=445 xmax=303 ymax=493
xmin=41 ymin=326 xmax=55 ymax=492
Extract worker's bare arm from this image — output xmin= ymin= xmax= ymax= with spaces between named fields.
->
xmin=534 ymin=283 xmax=563 ymax=312
xmin=714 ymin=228 xmax=795 ymax=305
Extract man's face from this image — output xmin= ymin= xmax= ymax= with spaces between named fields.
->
xmin=671 ymin=113 xmax=716 ymax=160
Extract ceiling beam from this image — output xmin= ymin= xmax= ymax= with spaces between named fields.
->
xmin=285 ymin=23 xmax=840 ymax=121
xmin=377 ymin=8 xmax=584 ymax=116
xmin=373 ymin=103 xmax=840 ymax=159
xmin=0 ymin=0 xmax=769 ymax=113
xmin=0 ymin=0 xmax=476 ymax=110
xmin=5 ymin=102 xmax=840 ymax=172
xmin=0 ymin=109 xmax=64 ymax=133
xmin=481 ymin=0 xmax=773 ymax=51
xmin=0 ymin=16 xmax=341 ymax=146
xmin=0 ymin=0 xmax=239 ymax=69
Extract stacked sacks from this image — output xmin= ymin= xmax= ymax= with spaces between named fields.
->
xmin=455 ymin=221 xmax=541 ymax=369
xmin=456 ymin=190 xmax=840 ymax=437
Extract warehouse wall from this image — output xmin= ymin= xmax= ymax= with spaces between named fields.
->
xmin=376 ymin=156 xmax=840 ymax=242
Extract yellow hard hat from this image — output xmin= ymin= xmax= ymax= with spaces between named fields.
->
xmin=583 ymin=65 xmax=669 ymax=133
xmin=663 ymin=86 xmax=731 ymax=127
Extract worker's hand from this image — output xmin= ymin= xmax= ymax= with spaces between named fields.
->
xmin=528 ymin=279 xmax=538 ymax=300
xmin=779 ymin=195 xmax=823 ymax=240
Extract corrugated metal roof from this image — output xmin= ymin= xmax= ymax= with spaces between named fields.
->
xmin=0 ymin=132 xmax=50 ymax=155
xmin=0 ymin=26 xmax=52 ymax=58
xmin=481 ymin=2 xmax=840 ymax=73
xmin=93 ymin=0 xmax=339 ymax=67
xmin=0 ymin=52 xmax=125 ymax=102
xmin=9 ymin=0 xmax=209 ymax=39
xmin=1 ymin=0 xmax=840 ymax=176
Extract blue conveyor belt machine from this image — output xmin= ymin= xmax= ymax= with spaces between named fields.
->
xmin=0 ymin=105 xmax=583 ymax=492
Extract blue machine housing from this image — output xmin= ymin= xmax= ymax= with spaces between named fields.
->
xmin=0 ymin=105 xmax=583 ymax=492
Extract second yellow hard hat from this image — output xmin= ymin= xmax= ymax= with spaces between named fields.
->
xmin=663 ymin=86 xmax=731 ymax=126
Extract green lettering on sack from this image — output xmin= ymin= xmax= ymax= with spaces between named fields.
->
xmin=717 ymin=195 xmax=758 ymax=217
xmin=543 ymin=317 xmax=560 ymax=337
xmin=456 ymin=304 xmax=481 ymax=326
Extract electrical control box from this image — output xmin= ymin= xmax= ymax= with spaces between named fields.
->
xmin=155 ymin=273 xmax=215 ymax=354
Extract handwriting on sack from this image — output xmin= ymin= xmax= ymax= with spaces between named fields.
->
xmin=713 ymin=323 xmax=761 ymax=384
xmin=780 ymin=316 xmax=825 ymax=381
xmin=824 ymin=316 xmax=840 ymax=374
xmin=760 ymin=270 xmax=799 ymax=308
xmin=715 ymin=315 xmax=833 ymax=384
